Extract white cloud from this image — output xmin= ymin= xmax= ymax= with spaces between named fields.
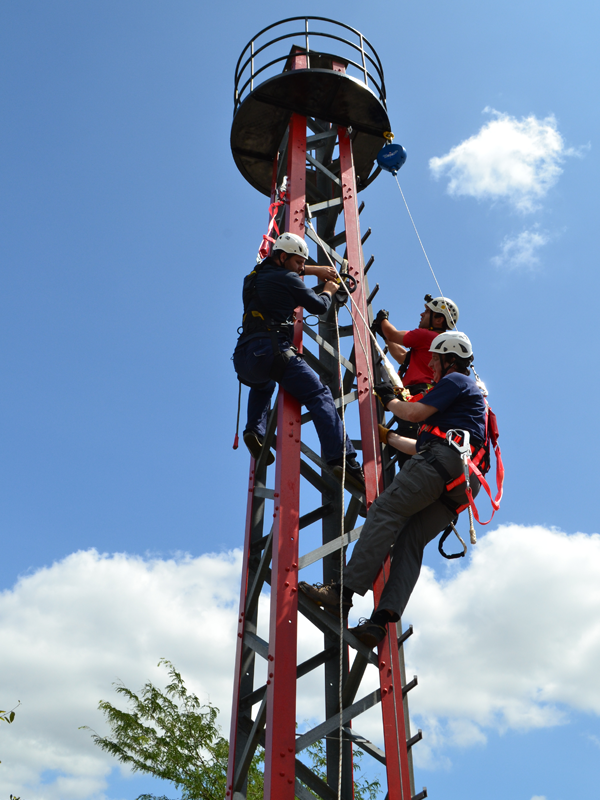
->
xmin=405 ymin=524 xmax=600 ymax=765
xmin=492 ymin=227 xmax=550 ymax=270
xmin=0 ymin=549 xmax=243 ymax=800
xmin=429 ymin=109 xmax=577 ymax=212
xmin=3 ymin=524 xmax=600 ymax=796
xmin=531 ymin=796 xmax=547 ymax=800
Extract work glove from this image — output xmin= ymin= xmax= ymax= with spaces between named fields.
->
xmin=373 ymin=381 xmax=397 ymax=409
xmin=378 ymin=424 xmax=390 ymax=444
xmin=370 ymin=309 xmax=390 ymax=338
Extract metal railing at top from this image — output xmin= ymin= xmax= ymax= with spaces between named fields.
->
xmin=234 ymin=16 xmax=387 ymax=115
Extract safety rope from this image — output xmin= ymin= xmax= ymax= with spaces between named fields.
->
xmin=394 ymin=175 xmax=449 ymax=317
xmin=334 ymin=304 xmax=345 ymax=800
xmin=304 ymin=216 xmax=381 ymax=493
xmin=305 ymin=215 xmax=380 ymax=798
xmin=392 ymin=175 xmax=490 ymax=396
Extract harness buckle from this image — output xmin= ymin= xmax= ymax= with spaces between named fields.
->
xmin=445 ymin=429 xmax=471 ymax=456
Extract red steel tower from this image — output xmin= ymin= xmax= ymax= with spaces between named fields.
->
xmin=227 ymin=17 xmax=426 ymax=800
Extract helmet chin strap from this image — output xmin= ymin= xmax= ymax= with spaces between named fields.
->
xmin=440 ymin=354 xmax=454 ymax=378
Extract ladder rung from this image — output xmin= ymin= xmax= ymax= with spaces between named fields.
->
xmin=295 ymin=688 xmax=381 ymax=754
xmin=342 ymin=726 xmax=386 ymax=765
xmin=367 ymin=283 xmax=380 ymax=305
xmin=252 ymin=487 xmax=274 ymax=500
xmin=298 ymin=524 xmax=363 ymax=570
xmin=407 ymin=729 xmax=423 ymax=750
xmin=306 ymin=197 xmax=343 ymax=215
xmin=398 ymin=624 xmax=414 ymax=646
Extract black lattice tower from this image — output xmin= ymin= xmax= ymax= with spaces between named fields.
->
xmin=227 ymin=17 xmax=426 ymax=800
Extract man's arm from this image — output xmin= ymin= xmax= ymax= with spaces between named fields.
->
xmin=387 ymin=340 xmax=407 ymax=365
xmin=288 ymin=272 xmax=337 ymax=315
xmin=386 ymin=432 xmax=417 ymax=455
xmin=381 ymin=318 xmax=409 ymax=345
xmin=304 ymin=265 xmax=338 ymax=282
xmin=386 ymin=398 xmax=437 ymax=422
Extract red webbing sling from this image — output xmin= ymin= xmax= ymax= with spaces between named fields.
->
xmin=257 ymin=186 xmax=287 ymax=261
xmin=420 ymin=405 xmax=504 ymax=525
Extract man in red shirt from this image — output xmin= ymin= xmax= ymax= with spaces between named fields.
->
xmin=371 ymin=295 xmax=459 ymax=458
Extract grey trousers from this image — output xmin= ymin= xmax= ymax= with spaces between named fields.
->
xmin=344 ymin=441 xmax=481 ymax=619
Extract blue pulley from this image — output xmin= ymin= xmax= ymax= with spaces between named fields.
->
xmin=377 ymin=142 xmax=407 ymax=176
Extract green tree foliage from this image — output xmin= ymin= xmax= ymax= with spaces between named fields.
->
xmin=85 ymin=659 xmax=381 ymax=800
xmin=83 ymin=659 xmax=262 ymax=800
xmin=302 ymin=739 xmax=381 ymax=800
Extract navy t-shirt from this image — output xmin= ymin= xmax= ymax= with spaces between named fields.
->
xmin=416 ymin=372 xmax=486 ymax=450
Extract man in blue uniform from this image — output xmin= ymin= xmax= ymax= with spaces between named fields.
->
xmin=300 ymin=330 xmax=486 ymax=646
xmin=233 ymin=232 xmax=365 ymax=490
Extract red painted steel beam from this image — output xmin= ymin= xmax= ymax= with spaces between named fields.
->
xmin=338 ymin=127 xmax=413 ymax=800
xmin=262 ymin=109 xmax=306 ymax=800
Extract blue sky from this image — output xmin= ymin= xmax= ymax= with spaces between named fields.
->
xmin=1 ymin=1 xmax=599 ymax=799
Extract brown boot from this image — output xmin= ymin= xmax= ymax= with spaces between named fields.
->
xmin=298 ymin=581 xmax=352 ymax=618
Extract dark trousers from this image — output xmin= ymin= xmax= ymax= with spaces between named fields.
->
xmin=233 ymin=336 xmax=356 ymax=464
xmin=344 ymin=441 xmax=480 ymax=618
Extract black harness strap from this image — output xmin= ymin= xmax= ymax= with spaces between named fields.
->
xmin=421 ymin=448 xmax=468 ymax=553
xmin=438 ymin=520 xmax=465 ymax=559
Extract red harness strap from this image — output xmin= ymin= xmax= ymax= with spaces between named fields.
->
xmin=257 ymin=189 xmax=287 ymax=261
xmin=419 ymin=407 xmax=504 ymax=525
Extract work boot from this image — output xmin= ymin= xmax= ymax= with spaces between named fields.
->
xmin=298 ymin=581 xmax=352 ymax=618
xmin=243 ymin=431 xmax=275 ymax=466
xmin=329 ymin=456 xmax=365 ymax=493
xmin=348 ymin=618 xmax=387 ymax=649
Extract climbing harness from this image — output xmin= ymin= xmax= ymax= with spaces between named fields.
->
xmin=418 ymin=403 xmax=504 ymax=534
xmin=239 ymin=260 xmax=299 ymax=382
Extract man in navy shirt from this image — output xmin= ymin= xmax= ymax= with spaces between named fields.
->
xmin=233 ymin=232 xmax=365 ymax=490
xmin=300 ymin=330 xmax=486 ymax=646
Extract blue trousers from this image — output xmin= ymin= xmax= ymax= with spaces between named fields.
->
xmin=233 ymin=336 xmax=356 ymax=464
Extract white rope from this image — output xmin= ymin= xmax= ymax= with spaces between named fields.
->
xmin=304 ymin=216 xmax=382 ymax=494
xmin=394 ymin=175 xmax=448 ymax=306
xmin=334 ymin=304 xmax=345 ymax=800
xmin=393 ymin=176 xmax=492 ymax=399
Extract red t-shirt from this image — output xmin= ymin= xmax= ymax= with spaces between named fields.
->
xmin=402 ymin=329 xmax=437 ymax=385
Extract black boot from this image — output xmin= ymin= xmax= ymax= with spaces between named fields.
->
xmin=243 ymin=431 xmax=275 ymax=466
xmin=329 ymin=455 xmax=365 ymax=493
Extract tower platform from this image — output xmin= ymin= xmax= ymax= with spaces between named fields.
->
xmin=231 ymin=18 xmax=392 ymax=195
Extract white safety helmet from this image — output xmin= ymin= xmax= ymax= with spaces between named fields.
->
xmin=429 ymin=330 xmax=473 ymax=359
xmin=426 ymin=296 xmax=459 ymax=328
xmin=273 ymin=232 xmax=309 ymax=260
